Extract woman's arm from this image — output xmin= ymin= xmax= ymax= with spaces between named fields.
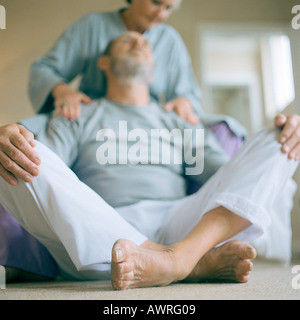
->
xmin=28 ymin=14 xmax=93 ymax=114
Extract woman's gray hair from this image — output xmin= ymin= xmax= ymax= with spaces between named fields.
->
xmin=125 ymin=0 xmax=182 ymax=10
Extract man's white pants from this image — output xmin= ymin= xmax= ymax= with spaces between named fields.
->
xmin=0 ymin=128 xmax=298 ymax=281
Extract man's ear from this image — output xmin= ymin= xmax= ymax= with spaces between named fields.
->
xmin=98 ymin=56 xmax=110 ymax=71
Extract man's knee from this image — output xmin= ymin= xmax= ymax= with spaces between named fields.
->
xmin=255 ymin=127 xmax=280 ymax=145
xmin=249 ymin=127 xmax=284 ymax=158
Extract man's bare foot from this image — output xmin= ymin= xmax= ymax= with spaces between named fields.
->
xmin=111 ymin=239 xmax=187 ymax=290
xmin=111 ymin=239 xmax=256 ymax=290
xmin=186 ymin=240 xmax=256 ymax=283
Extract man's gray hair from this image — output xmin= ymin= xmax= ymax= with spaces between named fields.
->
xmin=103 ymin=39 xmax=116 ymax=57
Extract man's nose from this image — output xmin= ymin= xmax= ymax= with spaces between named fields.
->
xmin=132 ymin=38 xmax=144 ymax=49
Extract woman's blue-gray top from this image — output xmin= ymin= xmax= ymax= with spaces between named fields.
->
xmin=29 ymin=9 xmax=202 ymax=115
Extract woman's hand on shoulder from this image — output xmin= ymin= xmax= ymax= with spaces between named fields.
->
xmin=52 ymin=83 xmax=93 ymax=121
xmin=164 ymin=97 xmax=200 ymax=125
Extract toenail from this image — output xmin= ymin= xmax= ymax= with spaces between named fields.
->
xmin=115 ymin=248 xmax=123 ymax=261
xmin=246 ymin=248 xmax=254 ymax=258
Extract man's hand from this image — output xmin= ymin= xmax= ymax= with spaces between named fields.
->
xmin=52 ymin=83 xmax=93 ymax=121
xmin=275 ymin=114 xmax=300 ymax=161
xmin=164 ymin=97 xmax=200 ymax=125
xmin=0 ymin=124 xmax=41 ymax=185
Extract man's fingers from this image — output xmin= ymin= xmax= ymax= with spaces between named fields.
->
xmin=275 ymin=114 xmax=289 ymax=144
xmin=7 ymin=134 xmax=41 ymax=174
xmin=290 ymin=142 xmax=300 ymax=161
xmin=284 ymin=139 xmax=300 ymax=160
xmin=274 ymin=114 xmax=287 ymax=128
xmin=280 ymin=119 xmax=300 ymax=158
xmin=279 ymin=115 xmax=299 ymax=144
xmin=18 ymin=124 xmax=36 ymax=148
xmin=0 ymin=163 xmax=18 ymax=186
xmin=1 ymin=145 xmax=40 ymax=178
xmin=0 ymin=124 xmax=40 ymax=184
xmin=0 ymin=151 xmax=34 ymax=183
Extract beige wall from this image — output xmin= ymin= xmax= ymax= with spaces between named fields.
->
xmin=0 ymin=0 xmax=299 ymax=256
xmin=0 ymin=0 xmax=125 ymax=124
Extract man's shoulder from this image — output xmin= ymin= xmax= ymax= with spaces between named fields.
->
xmin=81 ymin=98 xmax=110 ymax=117
xmin=147 ymin=100 xmax=199 ymax=131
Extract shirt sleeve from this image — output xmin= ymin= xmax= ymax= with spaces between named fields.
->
xmin=165 ymin=29 xmax=204 ymax=116
xmin=28 ymin=14 xmax=93 ymax=114
xmin=35 ymin=114 xmax=83 ymax=168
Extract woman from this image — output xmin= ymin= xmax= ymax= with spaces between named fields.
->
xmin=30 ymin=0 xmax=200 ymax=123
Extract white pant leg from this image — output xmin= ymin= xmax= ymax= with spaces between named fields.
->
xmin=0 ymin=141 xmax=147 ymax=281
xmin=251 ymin=178 xmax=297 ymax=263
xmin=158 ymin=128 xmax=299 ymax=247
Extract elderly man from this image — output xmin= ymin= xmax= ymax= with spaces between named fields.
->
xmin=0 ymin=32 xmax=298 ymax=290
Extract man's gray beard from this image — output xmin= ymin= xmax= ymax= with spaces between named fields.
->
xmin=110 ymin=54 xmax=152 ymax=84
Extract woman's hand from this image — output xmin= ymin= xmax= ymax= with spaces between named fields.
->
xmin=164 ymin=97 xmax=200 ymax=125
xmin=0 ymin=124 xmax=41 ymax=185
xmin=275 ymin=113 xmax=300 ymax=161
xmin=52 ymin=83 xmax=93 ymax=120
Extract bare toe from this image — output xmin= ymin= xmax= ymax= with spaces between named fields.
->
xmin=111 ymin=239 xmax=134 ymax=290
xmin=186 ymin=240 xmax=256 ymax=283
xmin=111 ymin=239 xmax=186 ymax=290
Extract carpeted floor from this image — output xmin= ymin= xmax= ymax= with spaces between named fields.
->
xmin=1 ymin=260 xmax=300 ymax=300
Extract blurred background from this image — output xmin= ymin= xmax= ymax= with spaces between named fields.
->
xmin=0 ymin=0 xmax=299 ymax=258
